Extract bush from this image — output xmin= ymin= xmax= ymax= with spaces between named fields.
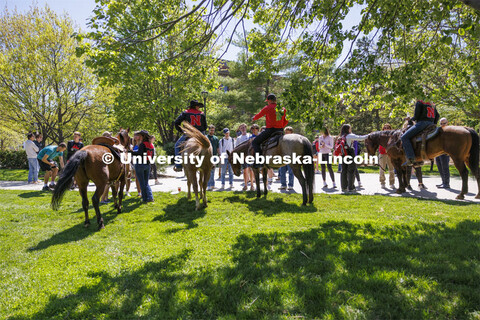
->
xmin=162 ymin=141 xmax=175 ymax=156
xmin=0 ymin=150 xmax=28 ymax=169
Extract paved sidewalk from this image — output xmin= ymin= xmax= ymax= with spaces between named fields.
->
xmin=1 ymin=166 xmax=479 ymax=202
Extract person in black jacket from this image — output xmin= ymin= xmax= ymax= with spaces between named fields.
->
xmin=401 ymin=100 xmax=440 ymax=166
xmin=173 ymin=100 xmax=207 ymax=171
xmin=67 ymin=132 xmax=84 ymax=162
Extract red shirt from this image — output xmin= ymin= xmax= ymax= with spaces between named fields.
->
xmin=379 ymin=145 xmax=387 ymax=155
xmin=252 ymin=103 xmax=285 ymax=129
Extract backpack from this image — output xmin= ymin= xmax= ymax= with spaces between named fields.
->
xmin=334 ymin=136 xmax=348 ymax=156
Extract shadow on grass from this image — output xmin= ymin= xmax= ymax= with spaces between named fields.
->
xmin=152 ymin=197 xmax=206 ymax=230
xmin=223 ymin=194 xmax=316 ymax=216
xmin=28 ymin=200 xmax=138 ymax=252
xmin=16 ymin=220 xmax=480 ymax=319
xmin=17 ymin=190 xmax=50 ymax=198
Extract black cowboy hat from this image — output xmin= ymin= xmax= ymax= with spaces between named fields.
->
xmin=134 ymin=130 xmax=151 ymax=140
xmin=189 ymin=100 xmax=200 ymax=108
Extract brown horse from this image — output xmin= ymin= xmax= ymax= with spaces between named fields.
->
xmin=365 ymin=130 xmax=427 ymax=194
xmin=227 ymin=134 xmax=314 ymax=205
xmin=180 ymin=122 xmax=213 ymax=210
xmin=365 ymin=126 xmax=480 ymax=199
xmin=51 ymin=129 xmax=131 ymax=229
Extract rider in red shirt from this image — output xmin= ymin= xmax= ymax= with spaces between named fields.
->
xmin=251 ymin=94 xmax=288 ymax=168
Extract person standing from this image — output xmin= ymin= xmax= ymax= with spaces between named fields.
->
xmin=219 ymin=128 xmax=234 ymax=189
xmin=338 ymin=124 xmax=368 ymax=193
xmin=67 ymin=132 xmax=84 ymax=189
xmin=436 ymin=118 xmax=450 ymax=188
xmin=24 ymin=133 xmax=39 ymax=184
xmin=318 ymin=128 xmax=336 ymax=188
xmin=378 ymin=123 xmax=395 ymax=188
xmin=278 ymin=126 xmax=294 ymax=190
xmin=131 ymin=130 xmax=154 ymax=203
xmin=236 ymin=123 xmax=252 ymax=191
xmin=149 ymin=135 xmax=161 ymax=185
xmin=206 ymin=125 xmax=220 ymax=191
xmin=313 ymin=136 xmax=320 ymax=174
xmin=37 ymin=143 xmax=66 ymax=191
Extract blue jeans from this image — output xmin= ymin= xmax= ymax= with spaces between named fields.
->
xmin=208 ymin=167 xmax=216 ymax=187
xmin=279 ymin=165 xmax=294 ymax=187
xmin=134 ymin=164 xmax=153 ymax=202
xmin=221 ymin=160 xmax=233 ymax=185
xmin=436 ymin=154 xmax=450 ymax=186
xmin=401 ymin=121 xmax=433 ymax=160
xmin=174 ymin=134 xmax=187 ymax=169
xmin=28 ymin=158 xmax=39 ymax=183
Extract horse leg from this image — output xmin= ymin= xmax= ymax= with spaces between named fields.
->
xmin=110 ymin=183 xmax=118 ymax=209
xmin=254 ymin=168 xmax=261 ymax=198
xmin=406 ymin=166 xmax=413 ymax=190
xmin=201 ymin=171 xmax=208 ymax=208
xmin=416 ymin=167 xmax=426 ymax=189
xmin=191 ymin=172 xmax=200 ymax=210
xmin=118 ymin=180 xmax=125 ymax=213
xmin=453 ymin=159 xmax=468 ymax=200
xmin=393 ymin=161 xmax=406 ymax=193
xmin=291 ymin=165 xmax=307 ymax=205
xmin=79 ymin=184 xmax=90 ymax=227
xmin=262 ymin=167 xmax=268 ymax=197
xmin=92 ymin=182 xmax=106 ymax=230
xmin=186 ymin=171 xmax=192 ymax=200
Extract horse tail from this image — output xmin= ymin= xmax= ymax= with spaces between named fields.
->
xmin=467 ymin=127 xmax=479 ymax=176
xmin=182 ymin=121 xmax=211 ymax=149
xmin=302 ymin=138 xmax=315 ymax=191
xmin=51 ymin=150 xmax=88 ymax=210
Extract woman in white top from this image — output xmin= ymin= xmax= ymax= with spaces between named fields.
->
xmin=318 ymin=128 xmax=336 ymax=188
xmin=338 ymin=124 xmax=368 ymax=192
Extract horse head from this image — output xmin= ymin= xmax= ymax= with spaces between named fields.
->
xmin=116 ymin=129 xmax=132 ymax=151
xmin=364 ymin=134 xmax=379 ymax=157
xmin=226 ymin=150 xmax=242 ymax=176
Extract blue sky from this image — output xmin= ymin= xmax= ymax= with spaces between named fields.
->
xmin=1 ymin=0 xmax=362 ymax=63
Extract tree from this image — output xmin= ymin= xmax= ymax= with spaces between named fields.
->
xmin=79 ymin=0 xmax=220 ymax=143
xmin=0 ymin=6 xmax=112 ymax=144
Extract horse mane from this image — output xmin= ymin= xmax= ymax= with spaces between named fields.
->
xmin=233 ymin=139 xmax=251 ymax=152
xmin=181 ymin=121 xmax=211 ymax=155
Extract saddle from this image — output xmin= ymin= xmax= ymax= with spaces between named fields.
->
xmin=411 ymin=124 xmax=442 ymax=160
xmin=261 ymin=131 xmax=284 ymax=152
xmin=92 ymin=136 xmax=125 ymax=160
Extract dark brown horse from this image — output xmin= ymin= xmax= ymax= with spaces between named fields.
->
xmin=365 ymin=126 xmax=480 ymax=199
xmin=51 ymin=129 xmax=131 ymax=229
xmin=365 ymin=130 xmax=426 ymax=194
xmin=227 ymin=134 xmax=314 ymax=205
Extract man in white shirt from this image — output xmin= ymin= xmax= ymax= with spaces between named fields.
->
xmin=219 ymin=128 xmax=235 ymax=189
xmin=24 ymin=133 xmax=39 ymax=184
xmin=235 ymin=123 xmax=253 ymax=190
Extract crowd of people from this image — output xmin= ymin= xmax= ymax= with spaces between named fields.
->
xmin=21 ymin=98 xmax=452 ymax=199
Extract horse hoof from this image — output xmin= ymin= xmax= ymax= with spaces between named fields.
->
xmin=84 ymin=222 xmax=90 ymax=228
xmin=98 ymin=223 xmax=105 ymax=230
xmin=476 ymin=194 xmax=480 ymax=199
xmin=418 ymin=184 xmax=427 ymax=190
xmin=456 ymin=195 xmax=465 ymax=200
xmin=117 ymin=209 xmax=122 ymax=214
xmin=396 ymin=189 xmax=405 ymax=194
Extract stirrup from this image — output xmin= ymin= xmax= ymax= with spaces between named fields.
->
xmin=402 ymin=159 xmax=414 ymax=167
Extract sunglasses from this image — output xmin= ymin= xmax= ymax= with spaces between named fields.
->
xmin=440 ymin=122 xmax=447 ymax=125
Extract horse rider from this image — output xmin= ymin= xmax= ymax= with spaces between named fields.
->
xmin=401 ymin=100 xmax=440 ymax=166
xmin=251 ymin=94 xmax=288 ymax=168
xmin=173 ymin=100 xmax=207 ymax=172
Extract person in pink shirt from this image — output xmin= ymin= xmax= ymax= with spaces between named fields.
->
xmin=318 ymin=127 xmax=336 ymax=188
xmin=379 ymin=123 xmax=395 ymax=188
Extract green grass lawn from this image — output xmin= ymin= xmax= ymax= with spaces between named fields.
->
xmin=0 ymin=169 xmax=44 ymax=181
xmin=1 ymin=190 xmax=479 ymax=319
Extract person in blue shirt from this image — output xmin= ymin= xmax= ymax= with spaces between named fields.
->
xmin=37 ymin=143 xmax=66 ymax=191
